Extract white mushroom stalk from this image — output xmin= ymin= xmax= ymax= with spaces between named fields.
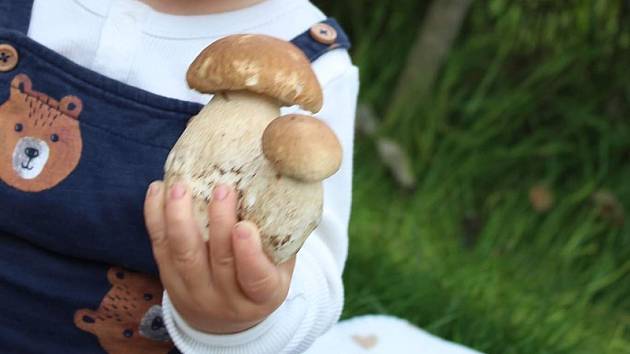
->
xmin=164 ymin=91 xmax=281 ymax=238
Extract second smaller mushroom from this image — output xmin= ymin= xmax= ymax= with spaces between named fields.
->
xmin=263 ymin=114 xmax=342 ymax=183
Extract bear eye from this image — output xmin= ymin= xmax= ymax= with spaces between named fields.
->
xmin=51 ymin=134 xmax=59 ymax=143
xmin=14 ymin=123 xmax=23 ymax=132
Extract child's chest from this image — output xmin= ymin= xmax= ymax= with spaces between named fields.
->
xmin=0 ymin=1 xmax=349 ymax=352
xmin=0 ymin=30 xmax=198 ymax=271
xmin=0 ymin=2 xmax=199 ymax=352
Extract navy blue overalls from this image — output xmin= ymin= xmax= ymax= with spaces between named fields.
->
xmin=0 ymin=1 xmax=350 ymax=353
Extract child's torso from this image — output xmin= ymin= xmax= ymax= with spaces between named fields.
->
xmin=29 ymin=0 xmax=328 ymax=102
xmin=0 ymin=0 xmax=350 ymax=352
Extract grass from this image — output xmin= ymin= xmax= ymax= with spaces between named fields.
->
xmin=316 ymin=1 xmax=630 ymax=353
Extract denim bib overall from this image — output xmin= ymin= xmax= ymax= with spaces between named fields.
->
xmin=0 ymin=1 xmax=350 ymax=352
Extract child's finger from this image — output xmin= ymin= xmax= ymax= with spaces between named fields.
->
xmin=144 ymin=181 xmax=172 ymax=270
xmin=232 ymin=221 xmax=281 ymax=304
xmin=207 ymin=184 xmax=240 ymax=292
xmin=144 ymin=181 xmax=189 ymax=296
xmin=165 ymin=182 xmax=211 ymax=293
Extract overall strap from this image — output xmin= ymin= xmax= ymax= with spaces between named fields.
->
xmin=291 ymin=18 xmax=351 ymax=63
xmin=0 ymin=0 xmax=35 ymax=34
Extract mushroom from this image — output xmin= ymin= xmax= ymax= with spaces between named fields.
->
xmin=262 ymin=114 xmax=342 ymax=183
xmin=163 ymin=34 xmax=342 ymax=264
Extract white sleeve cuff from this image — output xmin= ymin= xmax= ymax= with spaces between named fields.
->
xmin=162 ymin=283 xmax=308 ymax=354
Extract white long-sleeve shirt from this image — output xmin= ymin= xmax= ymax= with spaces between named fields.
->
xmin=27 ymin=0 xmax=358 ymax=353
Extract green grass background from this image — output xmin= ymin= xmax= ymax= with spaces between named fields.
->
xmin=315 ymin=1 xmax=630 ymax=353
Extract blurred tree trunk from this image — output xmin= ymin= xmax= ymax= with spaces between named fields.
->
xmin=389 ymin=0 xmax=474 ymax=109
xmin=359 ymin=0 xmax=473 ymax=189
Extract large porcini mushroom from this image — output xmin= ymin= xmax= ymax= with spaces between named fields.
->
xmin=164 ymin=34 xmax=342 ymax=264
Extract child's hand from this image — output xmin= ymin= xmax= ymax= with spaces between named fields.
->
xmin=143 ymin=181 xmax=296 ymax=334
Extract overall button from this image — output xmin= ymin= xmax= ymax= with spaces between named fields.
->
xmin=0 ymin=44 xmax=19 ymax=72
xmin=310 ymin=23 xmax=338 ymax=45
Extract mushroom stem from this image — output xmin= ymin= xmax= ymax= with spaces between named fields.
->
xmin=164 ymin=90 xmax=281 ymax=239
xmin=194 ymin=90 xmax=280 ymax=134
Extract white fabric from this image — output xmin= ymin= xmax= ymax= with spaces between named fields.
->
xmin=28 ymin=1 xmax=358 ymax=353
xmin=28 ymin=0 xmax=341 ymax=104
xmin=306 ymin=315 xmax=483 ymax=354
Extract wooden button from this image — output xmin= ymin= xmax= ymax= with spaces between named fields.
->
xmin=0 ymin=44 xmax=18 ymax=72
xmin=310 ymin=23 xmax=338 ymax=45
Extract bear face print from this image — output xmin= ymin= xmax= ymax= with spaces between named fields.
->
xmin=74 ymin=267 xmax=174 ymax=354
xmin=0 ymin=74 xmax=83 ymax=192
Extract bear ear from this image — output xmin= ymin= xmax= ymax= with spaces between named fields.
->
xmin=107 ymin=267 xmax=127 ymax=285
xmin=60 ymin=96 xmax=83 ymax=119
xmin=74 ymin=309 xmax=98 ymax=335
xmin=10 ymin=74 xmax=32 ymax=96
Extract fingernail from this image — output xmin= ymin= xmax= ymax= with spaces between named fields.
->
xmin=147 ymin=182 xmax=161 ymax=197
xmin=234 ymin=223 xmax=250 ymax=240
xmin=170 ymin=183 xmax=186 ymax=200
xmin=213 ymin=184 xmax=229 ymax=201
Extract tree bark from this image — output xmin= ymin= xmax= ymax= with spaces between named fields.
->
xmin=357 ymin=0 xmax=474 ymax=190
xmin=389 ymin=0 xmax=474 ymax=112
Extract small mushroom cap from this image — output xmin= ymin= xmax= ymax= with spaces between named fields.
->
xmin=262 ymin=114 xmax=342 ymax=182
xmin=187 ymin=34 xmax=323 ymax=113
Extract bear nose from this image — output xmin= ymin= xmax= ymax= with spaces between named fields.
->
xmin=24 ymin=147 xmax=39 ymax=159
xmin=151 ymin=316 xmax=165 ymax=331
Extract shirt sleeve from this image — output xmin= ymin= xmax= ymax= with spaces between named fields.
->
xmin=161 ymin=50 xmax=360 ymax=354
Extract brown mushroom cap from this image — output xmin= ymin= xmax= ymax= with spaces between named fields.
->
xmin=262 ymin=114 xmax=342 ymax=182
xmin=187 ymin=34 xmax=323 ymax=113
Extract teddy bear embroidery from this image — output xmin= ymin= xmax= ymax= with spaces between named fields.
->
xmin=0 ymin=74 xmax=83 ymax=192
xmin=74 ymin=267 xmax=174 ymax=354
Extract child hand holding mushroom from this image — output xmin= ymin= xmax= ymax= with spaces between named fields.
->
xmin=144 ymin=181 xmax=294 ymax=334
xmin=144 ymin=35 xmax=343 ymax=335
